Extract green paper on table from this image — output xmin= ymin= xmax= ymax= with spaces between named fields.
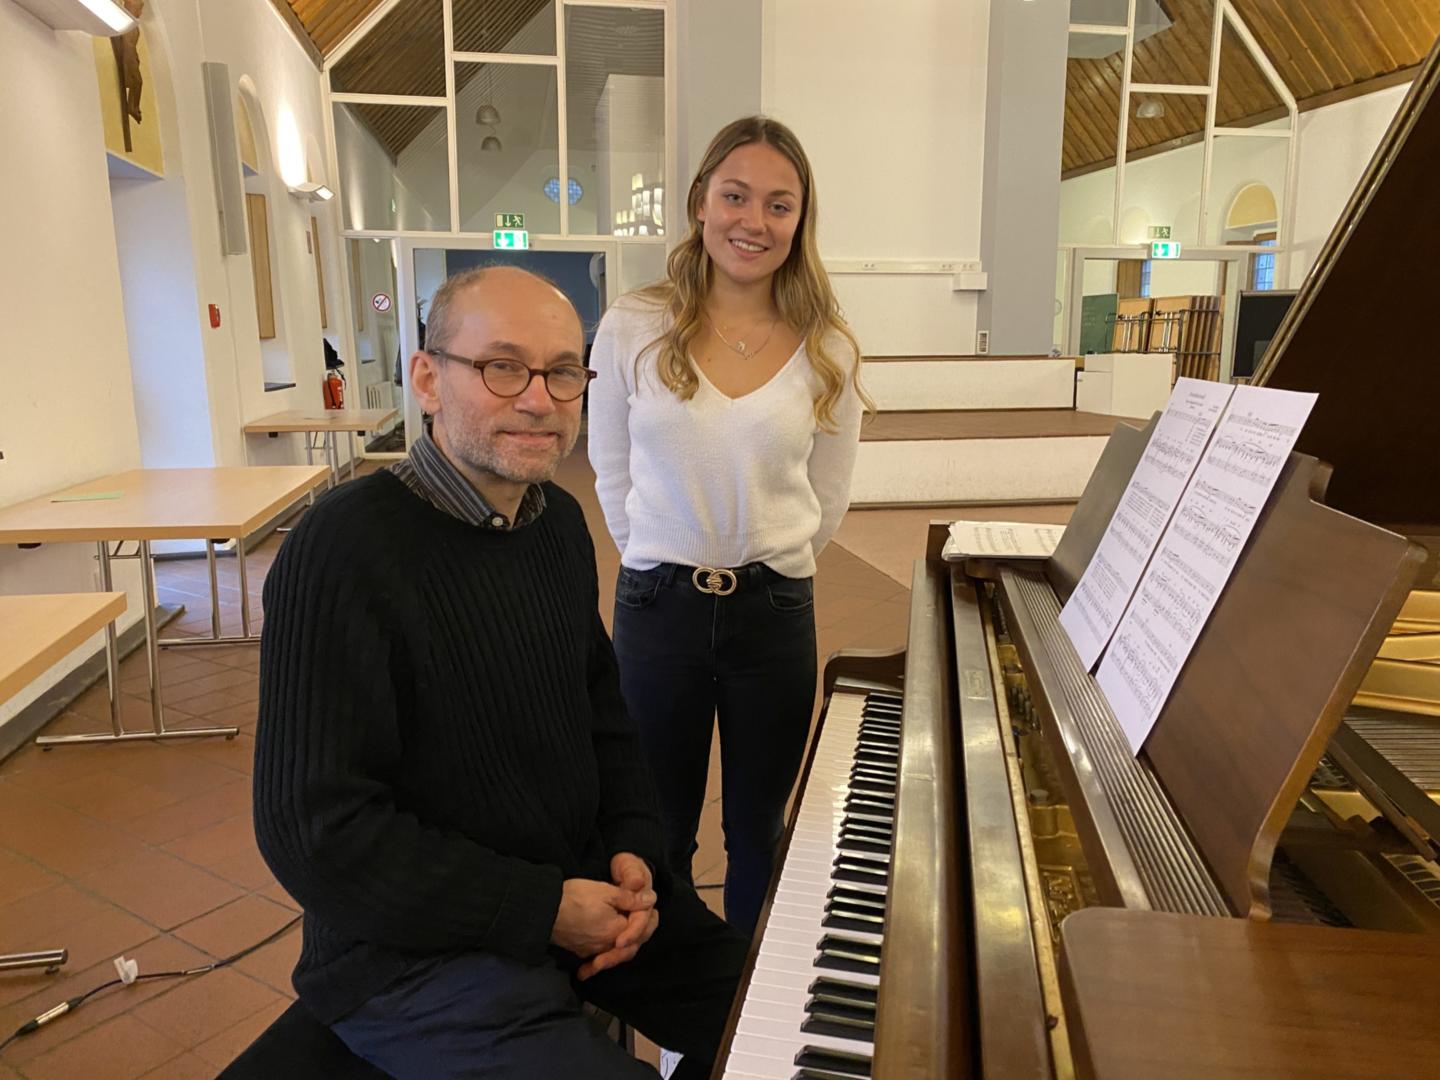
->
xmin=51 ymin=491 xmax=125 ymax=502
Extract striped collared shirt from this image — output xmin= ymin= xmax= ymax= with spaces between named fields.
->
xmin=388 ymin=428 xmax=546 ymax=530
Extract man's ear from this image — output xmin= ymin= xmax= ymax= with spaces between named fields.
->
xmin=409 ymin=350 xmax=442 ymax=415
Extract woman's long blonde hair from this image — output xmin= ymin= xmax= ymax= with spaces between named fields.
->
xmin=636 ymin=116 xmax=870 ymax=430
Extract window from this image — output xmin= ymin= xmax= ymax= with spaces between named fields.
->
xmin=544 ymin=177 xmax=584 ymax=205
xmin=1140 ymin=259 xmax=1152 ymax=298
xmin=1251 ymin=237 xmax=1276 ymax=291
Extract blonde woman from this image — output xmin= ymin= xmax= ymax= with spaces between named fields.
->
xmin=588 ymin=116 xmax=867 ymax=935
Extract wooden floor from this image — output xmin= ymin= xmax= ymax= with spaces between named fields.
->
xmin=860 ymin=408 xmax=1134 ymax=442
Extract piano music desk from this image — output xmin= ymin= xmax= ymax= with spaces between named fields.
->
xmin=1059 ymin=907 xmax=1440 ymax=1079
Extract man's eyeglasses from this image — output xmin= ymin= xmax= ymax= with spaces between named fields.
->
xmin=427 ymin=349 xmax=597 ymax=402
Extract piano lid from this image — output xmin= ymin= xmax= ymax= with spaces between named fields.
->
xmin=1254 ymin=34 xmax=1440 ymax=534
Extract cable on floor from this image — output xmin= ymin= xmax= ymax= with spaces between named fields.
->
xmin=0 ymin=914 xmax=302 ymax=1057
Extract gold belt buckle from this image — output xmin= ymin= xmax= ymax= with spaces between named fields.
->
xmin=692 ymin=566 xmax=738 ymax=596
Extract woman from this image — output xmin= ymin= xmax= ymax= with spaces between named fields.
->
xmin=588 ymin=116 xmax=868 ymax=935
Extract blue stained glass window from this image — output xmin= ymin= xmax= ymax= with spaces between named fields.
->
xmin=543 ymin=177 xmax=584 ymax=205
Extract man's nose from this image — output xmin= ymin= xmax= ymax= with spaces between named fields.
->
xmin=513 ymin=370 xmax=557 ymax=413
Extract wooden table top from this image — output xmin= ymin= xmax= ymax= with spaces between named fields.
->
xmin=0 ymin=467 xmax=331 ymax=543
xmin=243 ymin=408 xmax=398 ymax=433
xmin=859 ymin=409 xmax=1136 ymax=443
xmin=0 ymin=592 xmax=126 ymax=703
xmin=1059 ymin=907 xmax=1440 ymax=1079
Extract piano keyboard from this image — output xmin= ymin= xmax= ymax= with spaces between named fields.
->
xmin=722 ymin=687 xmax=903 ymax=1080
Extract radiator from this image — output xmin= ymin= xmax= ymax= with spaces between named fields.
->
xmin=365 ymin=383 xmax=392 ymax=410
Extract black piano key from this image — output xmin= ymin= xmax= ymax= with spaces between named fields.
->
xmin=840 ymin=817 xmax=892 ymax=837
xmin=855 ymin=747 xmax=898 ymax=764
xmin=819 ymin=933 xmax=883 ymax=959
xmin=793 ymin=1069 xmax=871 ymax=1080
xmin=846 ymin=766 xmax=892 ymax=783
xmin=801 ymin=1010 xmax=876 ymax=1043
xmin=808 ymin=993 xmax=877 ymax=1018
xmin=844 ymin=794 xmax=894 ymax=814
xmin=837 ymin=834 xmax=891 ymax=856
xmin=828 ymin=886 xmax=887 ymax=910
xmin=823 ymin=908 xmax=886 ymax=933
xmin=815 ymin=947 xmax=882 ymax=975
xmin=808 ymin=976 xmax=880 ymax=1006
xmin=846 ymin=783 xmax=892 ymax=800
xmin=794 ymin=1047 xmax=874 ymax=1077
xmin=831 ymin=862 xmax=888 ymax=887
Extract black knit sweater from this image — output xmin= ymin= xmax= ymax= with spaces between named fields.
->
xmin=253 ymin=472 xmax=664 ymax=1023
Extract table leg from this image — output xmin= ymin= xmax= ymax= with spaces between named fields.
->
xmin=97 ymin=541 xmax=123 ymax=737
xmin=238 ymin=534 xmax=253 ymax=639
xmin=305 ymin=435 xmax=316 ymax=506
xmin=206 ymin=539 xmax=222 ymax=639
xmin=38 ymin=538 xmax=242 ymax=746
xmin=348 ymin=430 xmax=358 ymax=482
xmin=139 ymin=540 xmax=165 ymax=734
xmin=327 ymin=432 xmax=339 ymax=487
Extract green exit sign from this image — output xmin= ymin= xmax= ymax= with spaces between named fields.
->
xmin=496 ymin=213 xmax=525 ymax=229
xmin=1150 ymin=240 xmax=1182 ymax=259
xmin=493 ymin=229 xmax=529 ymax=250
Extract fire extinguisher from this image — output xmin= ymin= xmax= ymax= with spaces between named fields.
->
xmin=324 ymin=369 xmax=345 ymax=409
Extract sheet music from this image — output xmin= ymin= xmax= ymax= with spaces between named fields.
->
xmin=941 ymin=521 xmax=1065 ymax=561
xmin=1097 ymin=385 xmax=1318 ymax=754
xmin=1060 ymin=379 xmax=1235 ymax=670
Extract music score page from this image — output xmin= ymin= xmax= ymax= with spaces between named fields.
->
xmin=1096 ymin=385 xmax=1318 ymax=754
xmin=1060 ymin=378 xmax=1235 ymax=670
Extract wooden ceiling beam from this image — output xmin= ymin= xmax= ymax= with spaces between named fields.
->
xmin=268 ymin=0 xmax=324 ymax=68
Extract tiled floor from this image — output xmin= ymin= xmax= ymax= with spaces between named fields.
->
xmin=0 ymin=445 xmax=1055 ymax=1077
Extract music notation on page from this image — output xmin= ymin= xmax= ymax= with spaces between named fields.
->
xmin=1098 ymin=385 xmax=1317 ymax=754
xmin=1060 ymin=378 xmax=1235 ymax=671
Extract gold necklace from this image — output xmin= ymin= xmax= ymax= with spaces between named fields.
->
xmin=708 ymin=314 xmax=776 ymax=357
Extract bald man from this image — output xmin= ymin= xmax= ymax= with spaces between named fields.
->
xmin=255 ymin=268 xmax=746 ymax=1079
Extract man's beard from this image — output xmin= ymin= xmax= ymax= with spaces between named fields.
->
xmin=445 ymin=417 xmax=578 ymax=486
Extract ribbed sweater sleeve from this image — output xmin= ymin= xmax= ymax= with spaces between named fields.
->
xmin=809 ymin=351 xmax=864 ymax=558
xmin=587 ymin=299 xmax=639 ymax=555
xmin=253 ymin=497 xmax=563 ymax=963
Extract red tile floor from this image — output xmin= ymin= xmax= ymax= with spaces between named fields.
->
xmin=0 ymin=444 xmax=1066 ymax=1077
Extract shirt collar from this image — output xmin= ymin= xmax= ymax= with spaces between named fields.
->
xmin=390 ymin=427 xmax=546 ymax=530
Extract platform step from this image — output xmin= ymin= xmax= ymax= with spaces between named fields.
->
xmin=851 ymin=409 xmax=1133 ymax=507
xmin=862 ymin=356 xmax=1075 ymax=412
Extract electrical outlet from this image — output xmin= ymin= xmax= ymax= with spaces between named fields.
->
xmin=976 ymin=329 xmax=990 ymax=355
xmin=937 ymin=261 xmax=955 ymax=271
xmin=860 ymin=260 xmax=879 ymax=271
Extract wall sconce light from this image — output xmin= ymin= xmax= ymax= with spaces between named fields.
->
xmin=290 ymin=181 xmax=334 ymax=202
xmin=12 ymin=0 xmax=135 ymax=35
xmin=481 ymin=135 xmax=502 ymax=151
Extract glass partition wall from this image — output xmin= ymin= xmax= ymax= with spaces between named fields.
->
xmin=323 ymin=0 xmax=674 ymax=452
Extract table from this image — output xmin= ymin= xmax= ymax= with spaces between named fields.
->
xmin=1 ymin=592 xmax=125 ymax=975
xmin=243 ymin=408 xmax=398 ymax=487
xmin=1059 ymin=907 xmax=1440 ymax=1078
xmin=0 ymin=466 xmax=330 ymax=744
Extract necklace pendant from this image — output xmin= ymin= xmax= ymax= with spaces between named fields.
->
xmin=736 ymin=340 xmax=748 ymax=355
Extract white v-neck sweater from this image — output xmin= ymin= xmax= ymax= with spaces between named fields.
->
xmin=587 ymin=295 xmax=862 ymax=579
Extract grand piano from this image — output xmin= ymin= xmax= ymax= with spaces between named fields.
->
xmin=713 ymin=33 xmax=1440 ymax=1080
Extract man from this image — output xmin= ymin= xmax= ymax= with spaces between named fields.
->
xmin=254 ymin=267 xmax=747 ymax=1078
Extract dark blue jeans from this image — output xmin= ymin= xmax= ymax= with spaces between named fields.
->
xmin=611 ymin=562 xmax=818 ymax=936
xmin=331 ymin=883 xmax=745 ymax=1079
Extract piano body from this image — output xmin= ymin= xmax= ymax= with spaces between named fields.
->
xmin=714 ymin=33 xmax=1440 ymax=1080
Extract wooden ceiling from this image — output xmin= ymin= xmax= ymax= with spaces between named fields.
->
xmin=280 ymin=0 xmax=661 ymax=162
xmin=279 ymin=1 xmax=1440 ymax=172
xmin=1065 ymin=0 xmax=1440 ymax=175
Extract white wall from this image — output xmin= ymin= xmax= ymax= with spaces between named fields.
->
xmin=0 ymin=2 xmax=146 ymax=728
xmin=597 ymin=75 xmax=665 ymax=238
xmin=760 ymin=0 xmax=990 ymax=355
xmin=678 ymin=0 xmax=762 ymax=188
xmin=1288 ymin=81 xmax=1410 ymax=288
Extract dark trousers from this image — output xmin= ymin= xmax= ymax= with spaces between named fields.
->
xmin=331 ymin=884 xmax=746 ymax=1079
xmin=611 ymin=562 xmax=818 ymax=935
